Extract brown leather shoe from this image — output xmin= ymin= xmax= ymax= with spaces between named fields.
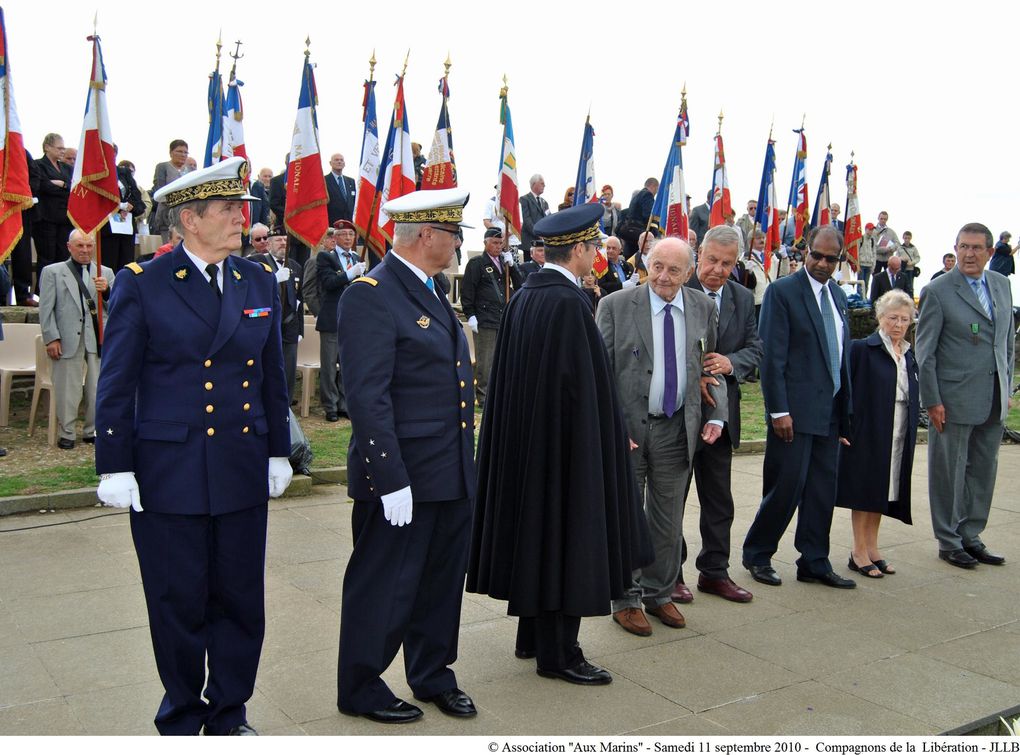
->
xmin=612 ymin=607 xmax=652 ymax=637
xmin=670 ymin=582 xmax=694 ymax=603
xmin=646 ymin=602 xmax=686 ymax=628
xmin=697 ymin=576 xmax=753 ymax=603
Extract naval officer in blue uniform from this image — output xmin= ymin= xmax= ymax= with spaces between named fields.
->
xmin=336 ymin=188 xmax=477 ymax=723
xmin=95 ymin=156 xmax=293 ymax=736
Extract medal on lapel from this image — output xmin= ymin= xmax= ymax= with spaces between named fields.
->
xmin=417 ymin=315 xmax=430 ymax=329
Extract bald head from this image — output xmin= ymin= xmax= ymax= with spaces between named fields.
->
xmin=646 ymin=237 xmax=693 ymax=303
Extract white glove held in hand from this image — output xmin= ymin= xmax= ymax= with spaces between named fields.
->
xmin=622 ymin=273 xmax=639 ymax=289
xmin=467 ymin=315 xmax=478 ymax=333
xmin=268 ymin=457 xmax=293 ymax=498
xmin=501 ymin=251 xmax=516 ymax=267
xmin=381 ymin=486 xmax=413 ymax=527
xmin=345 ymin=261 xmax=366 ymax=280
xmin=274 ymin=266 xmax=291 ymax=283
xmin=98 ymin=472 xmax=143 ymax=512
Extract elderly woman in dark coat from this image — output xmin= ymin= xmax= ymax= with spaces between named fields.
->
xmin=837 ymin=289 xmax=920 ymax=578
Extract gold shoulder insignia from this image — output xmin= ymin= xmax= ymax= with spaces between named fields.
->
xmin=353 ymin=276 xmax=378 ymax=287
xmin=126 ymin=262 xmax=144 ymax=275
xmin=260 ymin=262 xmax=273 ymax=273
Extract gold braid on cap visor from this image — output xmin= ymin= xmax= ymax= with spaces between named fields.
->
xmin=161 ymin=178 xmax=248 ymax=208
xmin=387 ymin=207 xmax=465 ymax=224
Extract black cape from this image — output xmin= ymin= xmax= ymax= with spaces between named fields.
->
xmin=466 ymin=268 xmax=653 ymax=617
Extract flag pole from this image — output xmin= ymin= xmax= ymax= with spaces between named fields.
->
xmin=92 ymin=23 xmax=105 ymax=345
xmin=501 ymin=74 xmax=511 ymax=303
xmin=360 ymin=51 xmax=376 ymax=264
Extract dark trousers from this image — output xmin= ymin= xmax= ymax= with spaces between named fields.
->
xmin=516 ymin=613 xmax=582 ymax=671
xmin=282 ymin=340 xmax=297 ymax=402
xmin=32 ymin=220 xmax=72 ymax=293
xmin=742 ymin=420 xmax=839 ymax=575
xmin=130 ymin=505 xmax=268 ymax=735
xmin=100 ymin=229 xmax=136 ymax=273
xmin=337 ymin=498 xmax=470 ymax=713
xmin=681 ymin=429 xmax=736 ymax=580
xmin=10 ymin=216 xmax=33 ymax=303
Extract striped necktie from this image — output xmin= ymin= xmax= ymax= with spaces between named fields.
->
xmin=819 ymin=286 xmax=840 ymax=395
xmin=970 ymin=279 xmax=993 ymax=321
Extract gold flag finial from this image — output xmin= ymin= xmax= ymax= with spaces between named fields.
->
xmin=801 ymin=112 xmax=806 ymax=129
xmin=444 ymin=53 xmax=451 ymax=75
xmin=368 ymin=50 xmax=376 ymax=82
xmin=230 ymin=40 xmax=244 ymax=64
xmin=401 ymin=49 xmax=410 ymax=76
xmin=304 ymin=36 xmax=311 ymax=58
xmin=717 ymin=108 xmax=724 ymax=134
xmin=681 ymin=81 xmax=687 ymax=99
xmin=827 ymin=142 xmax=832 ymax=151
xmin=500 ymin=74 xmax=508 ymax=98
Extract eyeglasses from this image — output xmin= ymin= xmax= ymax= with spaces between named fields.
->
xmin=881 ymin=314 xmax=912 ymax=325
xmin=808 ymin=251 xmax=844 ymax=264
xmin=251 ymin=236 xmax=268 ymax=242
xmin=427 ymin=225 xmax=459 ymax=236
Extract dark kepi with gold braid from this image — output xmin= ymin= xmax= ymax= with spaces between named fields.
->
xmin=534 ymin=202 xmax=604 ymax=247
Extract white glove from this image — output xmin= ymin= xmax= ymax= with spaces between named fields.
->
xmin=501 ymin=251 xmax=516 ymax=267
xmin=381 ymin=485 xmax=413 ymax=527
xmin=268 ymin=457 xmax=293 ymax=498
xmin=467 ymin=315 xmax=478 ymax=334
xmin=622 ymin=273 xmax=639 ymax=289
xmin=98 ymin=472 xmax=143 ymax=512
xmin=274 ymin=266 xmax=291 ymax=283
xmin=345 ymin=261 xmax=366 ymax=280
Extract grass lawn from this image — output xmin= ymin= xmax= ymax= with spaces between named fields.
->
xmin=1 ymin=366 xmax=1016 ymax=498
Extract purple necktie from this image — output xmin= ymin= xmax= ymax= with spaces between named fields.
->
xmin=662 ymin=303 xmax=677 ymax=417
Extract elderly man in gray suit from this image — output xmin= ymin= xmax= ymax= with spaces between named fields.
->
xmin=597 ymin=236 xmax=727 ymax=636
xmin=916 ymin=222 xmax=1015 ymax=569
xmin=39 ymin=229 xmax=113 ymax=449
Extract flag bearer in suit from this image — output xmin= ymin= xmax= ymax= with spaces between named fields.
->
xmin=336 ymin=188 xmax=477 ymax=723
xmin=94 ymin=157 xmax=294 ymax=736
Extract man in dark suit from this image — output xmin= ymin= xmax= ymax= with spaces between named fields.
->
xmin=869 ymin=254 xmax=910 ymax=305
xmin=325 ymin=153 xmax=357 ymax=224
xmin=317 ymin=220 xmax=364 ymax=421
xmin=95 ymin=157 xmax=293 ymax=735
xmin=916 ymin=222 xmax=1014 ymax=568
xmin=519 ymin=174 xmax=550 ymax=260
xmin=829 ymin=203 xmax=845 ymax=233
xmin=597 ymin=235 xmax=637 ymax=295
xmin=518 ymin=239 xmax=545 ymax=282
xmin=336 ymin=188 xmax=476 ymax=723
xmin=742 ymin=225 xmax=856 ymax=590
xmin=689 ymin=190 xmax=712 ymax=248
xmin=253 ymin=226 xmax=304 ymax=402
xmin=680 ymin=226 xmax=763 ymax=604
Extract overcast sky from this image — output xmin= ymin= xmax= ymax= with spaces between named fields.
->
xmin=7 ymin=0 xmax=1018 ymax=294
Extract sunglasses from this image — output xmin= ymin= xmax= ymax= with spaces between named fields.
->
xmin=428 ymin=225 xmax=460 ymax=236
xmin=808 ymin=251 xmax=844 ymax=264
xmin=251 ymin=236 xmax=268 ymax=242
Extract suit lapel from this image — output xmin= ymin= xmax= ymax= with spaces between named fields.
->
xmin=950 ymin=269 xmax=993 ymax=323
xmin=61 ymin=264 xmax=82 ymax=309
xmin=168 ymin=247 xmax=220 ymax=332
xmin=208 ymin=257 xmax=246 ymax=357
xmin=632 ymin=286 xmax=654 ymax=363
xmin=719 ymin=282 xmax=736 ymax=339
xmin=798 ymin=270 xmax=832 ymax=374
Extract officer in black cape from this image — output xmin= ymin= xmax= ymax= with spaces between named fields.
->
xmin=466 ymin=202 xmax=653 ymax=685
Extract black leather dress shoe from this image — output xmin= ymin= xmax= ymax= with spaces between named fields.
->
xmin=939 ymin=549 xmax=979 ymax=569
xmin=57 ymin=438 xmax=75 ymax=450
xmin=796 ymin=570 xmax=856 ymax=588
xmin=415 ymin=687 xmax=477 ymax=718
xmin=537 ymin=660 xmax=612 ymax=686
xmin=81 ymin=435 xmax=96 ymax=445
xmin=964 ymin=545 xmax=1005 ymax=565
xmin=338 ymin=699 xmax=423 ymax=724
xmin=745 ymin=564 xmax=782 ymax=586
xmin=514 ymin=648 xmax=536 ymax=659
xmin=325 ymin=412 xmax=339 ymax=422
xmin=227 ymin=723 xmax=258 ymax=735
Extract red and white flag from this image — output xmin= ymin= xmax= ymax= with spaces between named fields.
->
xmin=0 ymin=8 xmax=33 ymax=263
xmin=421 ymin=70 xmax=456 ymax=190
xmin=67 ymin=33 xmax=119 ymax=236
xmin=222 ymin=66 xmax=251 ymax=233
xmin=284 ymin=53 xmax=329 ymax=249
xmin=708 ymin=133 xmax=731 ymax=228
xmin=495 ymin=85 xmax=521 ymax=241
xmin=374 ymin=73 xmax=416 ymax=246
xmin=843 ymin=160 xmax=862 ymax=271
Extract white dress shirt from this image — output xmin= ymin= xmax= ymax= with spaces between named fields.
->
xmin=647 ymin=286 xmax=686 ymax=416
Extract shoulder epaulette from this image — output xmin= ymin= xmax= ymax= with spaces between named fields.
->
xmin=260 ymin=262 xmax=273 ymax=273
xmin=125 ymin=262 xmax=144 ymax=275
xmin=353 ymin=276 xmax=378 ymax=286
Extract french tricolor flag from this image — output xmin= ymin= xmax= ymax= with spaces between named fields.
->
xmin=222 ymin=69 xmax=251 ymax=233
xmin=284 ymin=53 xmax=328 ymax=249
xmin=0 ymin=7 xmax=33 ymax=263
xmin=375 ymin=73 xmax=416 ymax=246
xmin=353 ymin=78 xmax=383 ymax=256
xmin=67 ymin=33 xmax=119 ymax=236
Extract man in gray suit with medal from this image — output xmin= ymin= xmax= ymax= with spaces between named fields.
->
xmin=916 ymin=222 xmax=1014 ymax=568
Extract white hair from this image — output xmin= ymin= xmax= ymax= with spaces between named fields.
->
xmin=393 ymin=222 xmax=426 ymax=245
